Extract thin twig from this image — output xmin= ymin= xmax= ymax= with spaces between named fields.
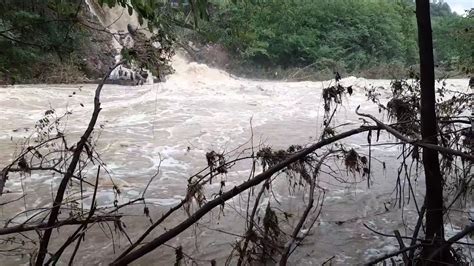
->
xmin=0 ymin=216 xmax=121 ymax=236
xmin=35 ymin=61 xmax=124 ymax=266
xmin=356 ymin=106 xmax=474 ymax=161
xmin=365 ymin=244 xmax=423 ymax=265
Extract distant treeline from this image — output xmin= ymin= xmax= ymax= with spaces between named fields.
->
xmin=197 ymin=0 xmax=473 ymax=77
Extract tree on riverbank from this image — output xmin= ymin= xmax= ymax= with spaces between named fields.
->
xmin=417 ymin=0 xmax=456 ymax=262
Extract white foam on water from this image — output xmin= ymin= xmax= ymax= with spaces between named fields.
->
xmin=145 ymin=198 xmax=182 ymax=206
xmin=0 ymin=50 xmax=471 ymax=264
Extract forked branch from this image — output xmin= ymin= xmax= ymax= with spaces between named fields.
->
xmin=35 ymin=61 xmax=124 ymax=266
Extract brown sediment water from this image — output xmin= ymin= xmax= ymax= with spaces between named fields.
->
xmin=0 ymin=58 xmax=471 ymax=265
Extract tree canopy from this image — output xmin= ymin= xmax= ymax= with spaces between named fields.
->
xmin=0 ymin=0 xmax=90 ymax=83
xmin=199 ymin=0 xmax=472 ymax=76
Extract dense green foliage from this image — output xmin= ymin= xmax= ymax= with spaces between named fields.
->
xmin=0 ymin=0 xmax=211 ymax=83
xmin=200 ymin=0 xmax=472 ymax=77
xmin=0 ymin=0 xmax=93 ymax=83
xmin=432 ymin=9 xmax=474 ymax=74
xmin=0 ymin=0 xmax=471 ymax=82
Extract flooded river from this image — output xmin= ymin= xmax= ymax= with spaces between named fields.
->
xmin=0 ymin=59 xmax=472 ymax=265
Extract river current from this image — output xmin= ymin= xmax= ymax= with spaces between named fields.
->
xmin=0 ymin=58 xmax=472 ymax=264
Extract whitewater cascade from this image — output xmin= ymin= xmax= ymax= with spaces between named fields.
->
xmin=84 ymin=0 xmax=241 ymax=85
xmin=84 ymin=0 xmax=153 ymax=84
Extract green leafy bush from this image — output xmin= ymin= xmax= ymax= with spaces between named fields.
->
xmin=201 ymin=0 xmax=472 ymax=77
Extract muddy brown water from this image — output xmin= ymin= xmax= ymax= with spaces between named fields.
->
xmin=0 ymin=62 xmax=472 ymax=265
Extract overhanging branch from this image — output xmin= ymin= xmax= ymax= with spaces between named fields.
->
xmin=356 ymin=106 xmax=474 ymax=161
xmin=111 ymin=125 xmax=379 ymax=265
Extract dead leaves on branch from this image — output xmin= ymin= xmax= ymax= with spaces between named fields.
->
xmin=343 ymin=148 xmax=369 ymax=176
xmin=322 ymin=84 xmax=351 ymax=113
xmin=256 ymin=145 xmax=316 ymax=186
xmin=206 ymin=151 xmax=228 ymax=176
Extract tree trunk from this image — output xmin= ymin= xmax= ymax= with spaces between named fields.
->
xmin=415 ymin=0 xmax=452 ymax=263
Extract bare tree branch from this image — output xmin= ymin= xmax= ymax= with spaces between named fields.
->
xmin=428 ymin=223 xmax=474 ymax=261
xmin=356 ymin=106 xmax=474 ymax=161
xmin=111 ymin=125 xmax=380 ymax=265
xmin=35 ymin=61 xmax=124 ymax=266
xmin=46 ymin=166 xmax=102 ymax=265
xmin=0 ymin=216 xmax=121 ymax=236
xmin=1 ymin=136 xmax=63 ymax=195
xmin=279 ymin=152 xmax=331 ymax=265
xmin=365 ymin=244 xmax=423 ymax=265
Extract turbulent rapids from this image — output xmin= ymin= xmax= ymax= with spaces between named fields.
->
xmin=0 ymin=55 xmax=471 ymax=264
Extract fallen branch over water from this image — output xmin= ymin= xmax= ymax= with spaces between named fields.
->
xmin=365 ymin=244 xmax=423 ymax=265
xmin=0 ymin=215 xmax=122 ymax=236
xmin=111 ymin=125 xmax=380 ymax=265
xmin=356 ymin=106 xmax=474 ymax=161
xmin=112 ymin=106 xmax=473 ymax=264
